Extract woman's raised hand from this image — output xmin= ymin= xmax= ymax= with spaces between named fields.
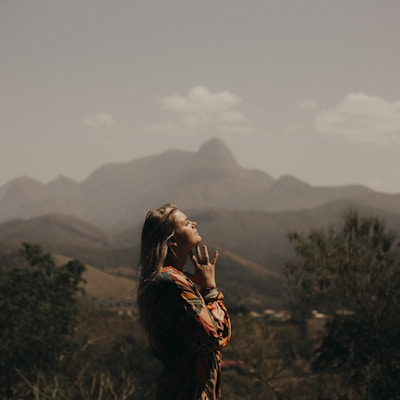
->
xmin=188 ymin=245 xmax=218 ymax=289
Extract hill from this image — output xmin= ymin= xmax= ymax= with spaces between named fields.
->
xmin=53 ymin=254 xmax=136 ymax=304
xmin=3 ymin=199 xmax=400 ymax=310
xmin=118 ymin=198 xmax=400 ymax=270
xmin=0 ymin=213 xmax=116 ymax=248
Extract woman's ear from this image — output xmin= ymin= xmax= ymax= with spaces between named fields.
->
xmin=169 ymin=237 xmax=178 ymax=247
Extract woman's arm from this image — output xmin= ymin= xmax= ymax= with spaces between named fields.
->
xmin=160 ymin=266 xmax=231 ymax=353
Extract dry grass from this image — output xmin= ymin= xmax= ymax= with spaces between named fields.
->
xmin=53 ymin=254 xmax=135 ymax=300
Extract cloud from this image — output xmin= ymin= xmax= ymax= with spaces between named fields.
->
xmin=162 ymin=86 xmax=242 ymax=113
xmin=82 ymin=113 xmax=117 ymax=129
xmin=314 ymin=93 xmax=400 ymax=144
xmin=147 ymin=86 xmax=253 ymax=136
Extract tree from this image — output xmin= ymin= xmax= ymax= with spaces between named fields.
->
xmin=0 ymin=243 xmax=85 ymax=399
xmin=285 ymin=211 xmax=400 ymax=399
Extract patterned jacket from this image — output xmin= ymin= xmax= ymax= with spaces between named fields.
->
xmin=145 ymin=266 xmax=231 ymax=399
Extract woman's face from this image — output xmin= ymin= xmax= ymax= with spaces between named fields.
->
xmin=172 ymin=209 xmax=202 ymax=251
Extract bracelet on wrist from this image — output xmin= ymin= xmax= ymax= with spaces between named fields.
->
xmin=202 ymin=287 xmax=219 ymax=302
xmin=201 ymin=286 xmax=218 ymax=296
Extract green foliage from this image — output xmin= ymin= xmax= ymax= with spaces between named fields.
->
xmin=0 ymin=243 xmax=85 ymax=398
xmin=4 ymin=209 xmax=400 ymax=399
xmin=285 ymin=210 xmax=400 ymax=399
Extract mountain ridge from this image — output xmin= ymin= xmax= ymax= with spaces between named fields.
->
xmin=0 ymin=138 xmax=399 ymax=232
xmin=2 ymin=198 xmax=400 ymax=309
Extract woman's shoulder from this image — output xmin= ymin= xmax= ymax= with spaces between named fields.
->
xmin=157 ymin=266 xmax=194 ymax=290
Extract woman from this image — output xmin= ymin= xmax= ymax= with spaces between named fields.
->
xmin=137 ymin=204 xmax=231 ymax=400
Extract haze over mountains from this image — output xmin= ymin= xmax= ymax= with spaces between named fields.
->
xmin=2 ymin=138 xmax=400 ymax=308
xmin=1 ymin=138 xmax=399 ymax=233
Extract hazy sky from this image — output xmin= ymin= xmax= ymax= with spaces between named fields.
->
xmin=1 ymin=1 xmax=400 ymax=193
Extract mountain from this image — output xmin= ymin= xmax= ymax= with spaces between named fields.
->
xmin=3 ymin=198 xmax=400 ymax=309
xmin=1 ymin=137 xmax=399 ymax=310
xmin=116 ymin=197 xmax=400 ymax=272
xmin=0 ymin=213 xmax=116 ymax=248
xmin=1 ymin=137 xmax=399 ymax=232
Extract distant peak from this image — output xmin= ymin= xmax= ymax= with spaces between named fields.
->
xmin=198 ymin=137 xmax=229 ymax=152
xmin=50 ymin=174 xmax=75 ymax=183
xmin=196 ymin=138 xmax=239 ymax=167
xmin=48 ymin=175 xmax=79 ymax=189
xmin=276 ymin=175 xmax=308 ymax=185
xmin=271 ymin=175 xmax=309 ymax=190
xmin=4 ymin=176 xmax=44 ymax=188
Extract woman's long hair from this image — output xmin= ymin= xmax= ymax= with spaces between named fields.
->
xmin=137 ymin=204 xmax=178 ymax=328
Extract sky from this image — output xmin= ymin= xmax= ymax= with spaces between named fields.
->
xmin=1 ymin=0 xmax=400 ymax=194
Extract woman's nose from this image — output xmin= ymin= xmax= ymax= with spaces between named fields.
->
xmin=192 ymin=221 xmax=197 ymax=227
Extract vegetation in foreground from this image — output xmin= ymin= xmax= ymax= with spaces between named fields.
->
xmin=0 ymin=211 xmax=399 ymax=399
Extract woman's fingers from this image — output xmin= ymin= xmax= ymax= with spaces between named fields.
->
xmin=211 ymin=250 xmax=219 ymax=265
xmin=188 ymin=245 xmax=217 ymax=288
xmin=191 ymin=245 xmax=218 ymax=267
xmin=196 ymin=245 xmax=202 ymax=261
xmin=203 ymin=245 xmax=210 ymax=263
xmin=190 ymin=250 xmax=198 ymax=266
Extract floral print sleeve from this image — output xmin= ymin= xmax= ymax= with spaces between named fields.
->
xmin=158 ymin=266 xmax=231 ymax=353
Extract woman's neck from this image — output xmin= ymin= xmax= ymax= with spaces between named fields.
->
xmin=165 ymin=251 xmax=187 ymax=271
